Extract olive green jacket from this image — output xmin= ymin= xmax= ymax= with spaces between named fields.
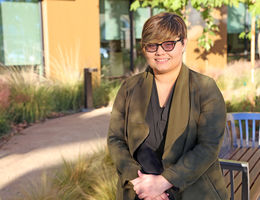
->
xmin=107 ymin=64 xmax=229 ymax=200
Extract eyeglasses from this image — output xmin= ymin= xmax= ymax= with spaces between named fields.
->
xmin=145 ymin=38 xmax=182 ymax=53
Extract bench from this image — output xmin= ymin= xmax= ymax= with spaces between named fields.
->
xmin=219 ymin=113 xmax=260 ymax=200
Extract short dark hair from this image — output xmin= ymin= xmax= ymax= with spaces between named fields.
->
xmin=141 ymin=12 xmax=187 ymax=48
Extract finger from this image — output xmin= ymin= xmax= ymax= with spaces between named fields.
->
xmin=138 ymin=170 xmax=144 ymax=177
xmin=130 ymin=177 xmax=141 ymax=186
xmin=144 ymin=197 xmax=153 ymax=200
xmin=138 ymin=192 xmax=148 ymax=199
xmin=160 ymin=193 xmax=170 ymax=200
xmin=133 ymin=184 xmax=142 ymax=195
xmin=152 ymin=196 xmax=162 ymax=200
xmin=151 ymin=193 xmax=169 ymax=200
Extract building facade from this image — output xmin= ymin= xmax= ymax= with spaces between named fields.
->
xmin=0 ymin=0 xmax=257 ymax=83
xmin=0 ymin=0 xmax=100 ymax=83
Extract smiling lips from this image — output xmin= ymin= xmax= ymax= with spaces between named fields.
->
xmin=155 ymin=58 xmax=170 ymax=63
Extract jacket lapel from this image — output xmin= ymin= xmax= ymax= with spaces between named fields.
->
xmin=163 ymin=64 xmax=190 ymax=158
xmin=127 ymin=69 xmax=153 ymax=156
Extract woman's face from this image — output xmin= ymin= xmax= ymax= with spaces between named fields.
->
xmin=143 ymin=38 xmax=187 ymax=75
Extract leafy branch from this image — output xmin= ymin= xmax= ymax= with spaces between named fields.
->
xmin=238 ymin=0 xmax=260 ymax=40
xmin=130 ymin=0 xmax=257 ymax=51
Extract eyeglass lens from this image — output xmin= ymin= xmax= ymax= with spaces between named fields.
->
xmin=145 ymin=39 xmax=181 ymax=53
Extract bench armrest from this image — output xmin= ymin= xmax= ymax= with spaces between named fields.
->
xmin=219 ymin=159 xmax=250 ymax=200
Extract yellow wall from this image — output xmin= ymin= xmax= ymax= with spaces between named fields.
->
xmin=41 ymin=0 xmax=100 ymax=84
xmin=41 ymin=1 xmax=227 ymax=82
xmin=185 ymin=7 xmax=227 ymax=74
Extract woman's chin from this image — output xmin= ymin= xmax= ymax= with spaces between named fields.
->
xmin=153 ymin=68 xmax=170 ymax=75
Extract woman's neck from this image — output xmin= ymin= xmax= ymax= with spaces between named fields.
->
xmin=153 ymin=65 xmax=181 ymax=86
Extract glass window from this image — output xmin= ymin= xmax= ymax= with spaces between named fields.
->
xmin=0 ymin=0 xmax=43 ymax=72
xmin=100 ymin=0 xmax=130 ymax=77
xmin=100 ymin=0 xmax=166 ymax=77
xmin=228 ymin=3 xmax=251 ymax=34
xmin=133 ymin=8 xmax=165 ymax=72
xmin=227 ymin=3 xmax=259 ymax=61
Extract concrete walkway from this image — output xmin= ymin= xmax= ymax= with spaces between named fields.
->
xmin=0 ymin=107 xmax=112 ymax=200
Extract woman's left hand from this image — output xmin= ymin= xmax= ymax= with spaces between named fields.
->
xmin=130 ymin=170 xmax=173 ymax=199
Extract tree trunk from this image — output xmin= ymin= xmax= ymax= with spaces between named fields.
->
xmin=249 ymin=15 xmax=256 ymax=107
xmin=251 ymin=15 xmax=255 ymax=83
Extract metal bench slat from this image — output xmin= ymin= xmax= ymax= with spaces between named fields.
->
xmin=230 ymin=170 xmax=234 ymax=200
xmin=245 ymin=119 xmax=249 ymax=147
xmin=239 ymin=119 xmax=243 ymax=147
xmin=252 ymin=120 xmax=256 ymax=148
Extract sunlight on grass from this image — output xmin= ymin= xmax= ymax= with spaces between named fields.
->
xmin=0 ymin=61 xmax=118 ymax=135
xmin=17 ymin=172 xmax=56 ymax=200
xmin=205 ymin=60 xmax=260 ymax=112
xmin=50 ymin=46 xmax=82 ymax=85
xmin=1 ymin=66 xmax=53 ymax=123
xmin=16 ymin=148 xmax=117 ymax=200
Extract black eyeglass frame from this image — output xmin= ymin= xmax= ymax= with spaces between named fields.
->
xmin=144 ymin=38 xmax=183 ymax=53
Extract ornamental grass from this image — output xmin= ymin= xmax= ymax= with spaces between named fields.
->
xmin=204 ymin=59 xmax=260 ymax=112
xmin=16 ymin=148 xmax=117 ymax=200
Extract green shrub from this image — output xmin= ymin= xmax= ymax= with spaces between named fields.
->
xmin=226 ymin=95 xmax=260 ymax=112
xmin=1 ymin=66 xmax=85 ymax=124
xmin=208 ymin=60 xmax=260 ymax=113
xmin=93 ymin=80 xmax=121 ymax=108
xmin=0 ymin=111 xmax=10 ymax=136
xmin=8 ymin=85 xmax=53 ymax=123
xmin=232 ymin=75 xmax=249 ymax=90
xmin=215 ymin=75 xmax=228 ymax=91
xmin=52 ymin=82 xmax=84 ymax=112
xmin=1 ymin=67 xmax=52 ymax=123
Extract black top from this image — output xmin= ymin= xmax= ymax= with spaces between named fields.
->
xmin=135 ymin=78 xmax=175 ymax=175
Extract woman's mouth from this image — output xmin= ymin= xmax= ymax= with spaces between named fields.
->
xmin=155 ymin=58 xmax=169 ymax=63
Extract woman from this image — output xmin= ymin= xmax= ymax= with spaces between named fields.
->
xmin=107 ymin=12 xmax=229 ymax=200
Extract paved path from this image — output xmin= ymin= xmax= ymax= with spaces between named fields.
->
xmin=0 ymin=107 xmax=112 ymax=200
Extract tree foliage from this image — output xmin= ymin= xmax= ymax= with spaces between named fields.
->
xmin=130 ymin=0 xmax=259 ymax=51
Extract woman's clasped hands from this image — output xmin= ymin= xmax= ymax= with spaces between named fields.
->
xmin=130 ymin=170 xmax=173 ymax=200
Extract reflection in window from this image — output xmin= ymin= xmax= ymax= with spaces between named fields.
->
xmin=100 ymin=0 xmax=148 ymax=77
xmin=227 ymin=3 xmax=259 ymax=61
xmin=100 ymin=0 xmax=167 ymax=77
xmin=100 ymin=0 xmax=130 ymax=77
xmin=0 ymin=0 xmax=43 ymax=73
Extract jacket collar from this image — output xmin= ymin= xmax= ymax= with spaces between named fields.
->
xmin=163 ymin=64 xmax=190 ymax=158
xmin=126 ymin=68 xmax=153 ymax=155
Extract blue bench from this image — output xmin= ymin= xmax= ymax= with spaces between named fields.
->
xmin=219 ymin=112 xmax=260 ymax=200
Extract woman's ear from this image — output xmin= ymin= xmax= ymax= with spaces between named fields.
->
xmin=142 ymin=47 xmax=146 ymax=57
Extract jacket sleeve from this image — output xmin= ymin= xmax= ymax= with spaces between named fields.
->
xmin=161 ymin=78 xmax=226 ymax=191
xmin=107 ymin=81 xmax=141 ymax=188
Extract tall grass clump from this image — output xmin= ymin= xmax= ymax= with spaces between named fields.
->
xmin=0 ymin=46 xmax=86 ymax=128
xmin=205 ymin=60 xmax=260 ymax=112
xmin=52 ymin=82 xmax=84 ymax=112
xmin=0 ymin=78 xmax=11 ymax=135
xmin=15 ymin=172 xmax=57 ymax=200
xmin=53 ymin=149 xmax=117 ymax=200
xmin=2 ymin=67 xmax=53 ymax=123
xmin=16 ymin=148 xmax=117 ymax=200
xmin=0 ymin=112 xmax=10 ymax=136
xmin=49 ymin=46 xmax=84 ymax=112
xmin=93 ymin=79 xmax=121 ymax=108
